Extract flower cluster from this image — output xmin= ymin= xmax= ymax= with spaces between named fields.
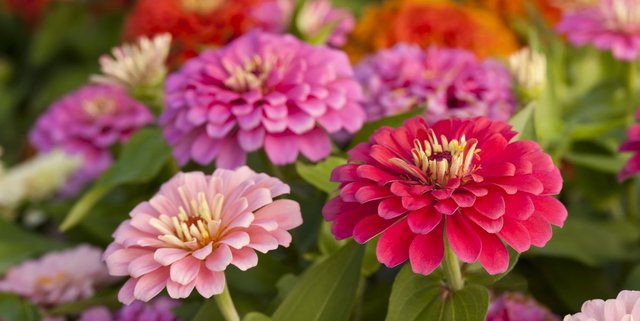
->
xmin=487 ymin=292 xmax=559 ymax=321
xmin=79 ymin=298 xmax=180 ymax=321
xmin=161 ymin=30 xmax=365 ymax=168
xmin=29 ymin=85 xmax=153 ymax=194
xmin=344 ymin=0 xmax=518 ymax=61
xmin=355 ymin=44 xmax=516 ymax=122
xmin=323 ymin=117 xmax=566 ymax=275
xmin=105 ymin=167 xmax=302 ymax=303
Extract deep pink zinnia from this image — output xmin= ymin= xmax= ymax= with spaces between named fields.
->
xmin=29 ymin=85 xmax=154 ymax=194
xmin=160 ymin=30 xmax=365 ymax=169
xmin=323 ymin=117 xmax=567 ymax=275
xmin=79 ymin=297 xmax=180 ymax=321
xmin=557 ymin=0 xmax=640 ymax=61
xmin=104 ymin=166 xmax=302 ymax=303
xmin=619 ymin=108 xmax=640 ymax=181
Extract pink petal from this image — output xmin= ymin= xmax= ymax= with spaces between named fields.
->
xmin=254 ymin=199 xmax=303 ymax=230
xmin=170 ymin=256 xmax=201 ymax=285
xmin=446 ymin=214 xmax=481 ymax=263
xmin=231 ymin=247 xmax=259 ymax=271
xmin=248 ymin=227 xmax=280 ymax=253
xmin=504 ymin=193 xmax=534 ymax=220
xmin=376 ymin=220 xmax=415 ymax=268
xmin=133 ymin=267 xmax=169 ymax=302
xmin=129 ymin=253 xmax=162 ymax=278
xmin=477 ymin=231 xmax=509 ymax=275
xmin=531 ymin=195 xmax=567 ymax=227
xmin=353 ymin=215 xmax=396 ymax=243
xmin=298 ymin=127 xmax=331 ymax=162
xmin=118 ymin=278 xmax=137 ymax=304
xmin=378 ymin=198 xmax=408 ymax=219
xmin=106 ymin=248 xmax=149 ymax=276
xmin=205 ymin=244 xmax=233 ymax=271
xmin=195 ymin=268 xmax=225 ymax=298
xmin=154 ymin=248 xmax=189 ymax=266
xmin=521 ymin=215 xmax=552 ymax=247
xmin=474 ymin=192 xmax=505 ymax=219
xmin=166 ymin=279 xmax=196 ymax=299
xmin=464 ymin=207 xmax=503 ymax=233
xmin=498 ymin=218 xmax=531 ymax=252
xmin=407 ymin=206 xmax=442 ymax=234
xmin=219 ymin=231 xmax=251 ymax=249
xmin=409 ymin=223 xmax=445 ymax=275
xmin=264 ymin=133 xmax=299 ymax=165
xmin=192 ymin=243 xmax=213 ymax=260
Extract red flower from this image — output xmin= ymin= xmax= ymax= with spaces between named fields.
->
xmin=323 ymin=117 xmax=566 ymax=275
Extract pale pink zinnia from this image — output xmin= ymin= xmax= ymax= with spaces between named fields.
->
xmin=104 ymin=166 xmax=302 ymax=303
xmin=0 ymin=245 xmax=111 ymax=305
xmin=557 ymin=0 xmax=640 ymax=61
xmin=355 ymin=45 xmax=516 ymax=123
xmin=323 ymin=117 xmax=567 ymax=275
xmin=564 ymin=290 xmax=640 ymax=321
xmin=161 ymin=30 xmax=365 ymax=168
xmin=29 ymin=85 xmax=154 ymax=194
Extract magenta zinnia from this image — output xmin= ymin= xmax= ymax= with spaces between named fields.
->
xmin=355 ymin=45 xmax=516 ymax=123
xmin=557 ymin=0 xmax=640 ymax=61
xmin=487 ymin=292 xmax=559 ymax=321
xmin=161 ymin=30 xmax=365 ymax=168
xmin=323 ymin=117 xmax=567 ymax=275
xmin=619 ymin=107 xmax=640 ymax=181
xmin=29 ymin=85 xmax=153 ymax=194
xmin=79 ymin=297 xmax=180 ymax=321
xmin=105 ymin=167 xmax=302 ymax=303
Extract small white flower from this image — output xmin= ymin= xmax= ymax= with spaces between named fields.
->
xmin=91 ymin=33 xmax=172 ymax=89
xmin=508 ymin=47 xmax=547 ymax=97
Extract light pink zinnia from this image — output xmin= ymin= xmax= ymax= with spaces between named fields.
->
xmin=323 ymin=117 xmax=567 ymax=275
xmin=564 ymin=290 xmax=640 ymax=321
xmin=619 ymin=107 xmax=640 ymax=181
xmin=0 ymin=245 xmax=111 ymax=305
xmin=557 ymin=0 xmax=640 ymax=61
xmin=355 ymin=44 xmax=516 ymax=122
xmin=79 ymin=297 xmax=180 ymax=321
xmin=29 ymin=85 xmax=153 ymax=194
xmin=161 ymin=30 xmax=365 ymax=168
xmin=104 ymin=166 xmax=302 ymax=303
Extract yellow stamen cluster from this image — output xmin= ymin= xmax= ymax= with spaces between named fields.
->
xmin=150 ymin=189 xmax=224 ymax=249
xmin=391 ymin=129 xmax=479 ymax=186
xmin=604 ymin=0 xmax=640 ymax=32
xmin=223 ymin=55 xmax=276 ymax=92
xmin=181 ymin=0 xmax=226 ymax=14
xmin=36 ymin=272 xmax=67 ymax=286
xmin=82 ymin=96 xmax=116 ymax=118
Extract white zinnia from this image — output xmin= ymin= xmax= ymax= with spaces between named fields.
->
xmin=91 ymin=33 xmax=172 ymax=89
xmin=508 ymin=47 xmax=547 ymax=97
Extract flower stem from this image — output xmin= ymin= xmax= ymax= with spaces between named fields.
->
xmin=214 ymin=284 xmax=241 ymax=321
xmin=443 ymin=242 xmax=464 ymax=292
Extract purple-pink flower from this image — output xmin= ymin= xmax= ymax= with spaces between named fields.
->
xmin=619 ymin=107 xmax=640 ymax=181
xmin=79 ymin=298 xmax=180 ymax=321
xmin=29 ymin=85 xmax=153 ymax=194
xmin=0 ymin=245 xmax=111 ymax=305
xmin=564 ymin=290 xmax=640 ymax=321
xmin=487 ymin=292 xmax=559 ymax=321
xmin=557 ymin=0 xmax=640 ymax=61
xmin=160 ymin=30 xmax=365 ymax=168
xmin=104 ymin=166 xmax=302 ymax=303
xmin=354 ymin=44 xmax=516 ymax=123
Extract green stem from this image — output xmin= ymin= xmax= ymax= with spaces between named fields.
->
xmin=443 ymin=242 xmax=464 ymax=292
xmin=214 ymin=284 xmax=241 ymax=321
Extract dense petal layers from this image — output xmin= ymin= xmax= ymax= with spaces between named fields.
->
xmin=487 ymin=292 xmax=560 ymax=321
xmin=564 ymin=290 xmax=640 ymax=321
xmin=355 ymin=44 xmax=516 ymax=122
xmin=79 ymin=297 xmax=180 ymax=321
xmin=161 ymin=30 xmax=365 ymax=168
xmin=105 ymin=166 xmax=302 ymax=303
xmin=323 ymin=117 xmax=566 ymax=275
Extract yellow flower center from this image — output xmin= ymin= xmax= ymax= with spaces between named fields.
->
xmin=82 ymin=96 xmax=116 ymax=118
xmin=391 ymin=129 xmax=480 ymax=186
xmin=36 ymin=272 xmax=67 ymax=286
xmin=181 ymin=0 xmax=226 ymax=14
xmin=223 ymin=55 xmax=276 ymax=92
xmin=150 ymin=190 xmax=224 ymax=248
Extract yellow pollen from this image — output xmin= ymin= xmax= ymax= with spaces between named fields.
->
xmin=223 ymin=55 xmax=276 ymax=92
xmin=36 ymin=272 xmax=67 ymax=286
xmin=391 ymin=129 xmax=480 ymax=186
xmin=181 ymin=0 xmax=226 ymax=14
xmin=82 ymin=96 xmax=116 ymax=118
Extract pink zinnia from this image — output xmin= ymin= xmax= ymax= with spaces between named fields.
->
xmin=355 ymin=45 xmax=516 ymax=122
xmin=323 ymin=117 xmax=567 ymax=275
xmin=29 ymin=85 xmax=153 ymax=194
xmin=0 ymin=245 xmax=112 ymax=305
xmin=79 ymin=297 xmax=180 ymax=321
xmin=104 ymin=166 xmax=302 ymax=303
xmin=487 ymin=292 xmax=559 ymax=321
xmin=557 ymin=0 xmax=640 ymax=61
xmin=161 ymin=30 xmax=365 ymax=168
xmin=564 ymin=290 xmax=640 ymax=321
xmin=619 ymin=108 xmax=640 ymax=181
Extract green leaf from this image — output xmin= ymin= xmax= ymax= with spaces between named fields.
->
xmin=295 ymin=156 xmax=346 ymax=194
xmin=509 ymin=103 xmax=535 ymax=140
xmin=50 ymin=289 xmax=119 ymax=314
xmin=60 ymin=127 xmax=172 ymax=231
xmin=243 ymin=312 xmax=273 ymax=321
xmin=272 ymin=241 xmax=365 ymax=321
xmin=0 ymin=293 xmax=41 ymax=321
xmin=564 ymin=152 xmax=627 ymax=174
xmin=465 ymin=250 xmax=520 ymax=286
xmin=190 ymin=300 xmax=224 ymax=321
xmin=349 ymin=108 xmax=424 ymax=147
xmin=385 ymin=266 xmax=489 ymax=321
xmin=0 ymin=219 xmax=65 ymax=273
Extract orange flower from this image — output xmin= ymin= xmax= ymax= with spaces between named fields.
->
xmin=124 ymin=0 xmax=267 ymax=64
xmin=345 ymin=0 xmax=519 ymax=62
xmin=469 ymin=0 xmax=563 ymax=24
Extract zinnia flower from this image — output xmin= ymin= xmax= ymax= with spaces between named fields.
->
xmin=355 ymin=44 xmax=515 ymax=122
xmin=79 ymin=298 xmax=180 ymax=321
xmin=564 ymin=290 xmax=640 ymax=321
xmin=487 ymin=292 xmax=559 ymax=321
xmin=91 ymin=33 xmax=172 ymax=89
xmin=0 ymin=150 xmax=81 ymax=211
xmin=344 ymin=0 xmax=518 ymax=62
xmin=0 ymin=245 xmax=111 ymax=305
xmin=323 ymin=117 xmax=566 ymax=275
xmin=508 ymin=47 xmax=547 ymax=99
xmin=123 ymin=0 xmax=272 ymax=63
xmin=618 ymin=108 xmax=640 ymax=181
xmin=470 ymin=0 xmax=562 ymax=24
xmin=1 ymin=0 xmax=51 ymax=25
xmin=104 ymin=166 xmax=302 ymax=303
xmin=557 ymin=0 xmax=640 ymax=61
xmin=161 ymin=30 xmax=365 ymax=168
xmin=29 ymin=85 xmax=153 ymax=194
